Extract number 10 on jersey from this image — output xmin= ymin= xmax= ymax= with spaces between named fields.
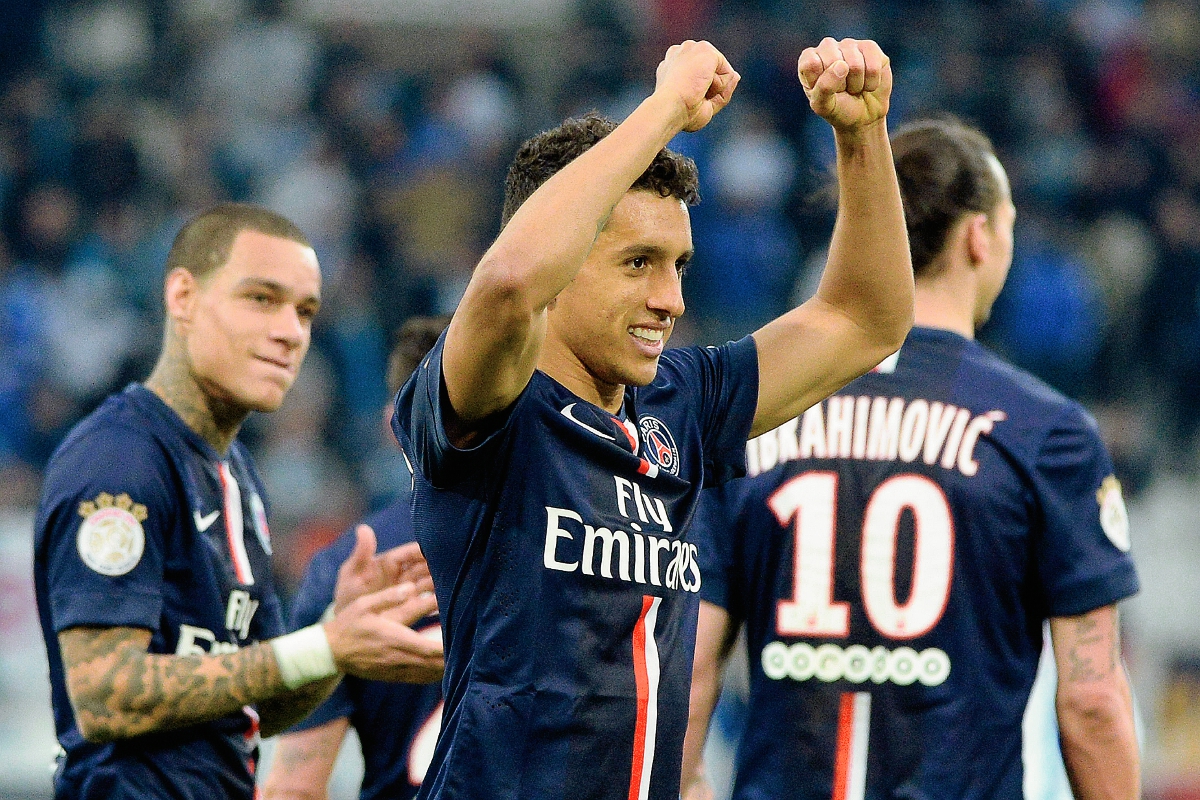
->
xmin=768 ymin=472 xmax=954 ymax=640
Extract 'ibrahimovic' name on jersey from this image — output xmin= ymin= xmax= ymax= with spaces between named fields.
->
xmin=393 ymin=334 xmax=759 ymax=800
xmin=747 ymin=393 xmax=1006 ymax=480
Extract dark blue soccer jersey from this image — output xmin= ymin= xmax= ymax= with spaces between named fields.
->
xmin=287 ymin=502 xmax=444 ymax=800
xmin=696 ymin=327 xmax=1139 ymax=800
xmin=34 ymin=384 xmax=285 ymax=800
xmin=392 ymin=334 xmax=759 ymax=800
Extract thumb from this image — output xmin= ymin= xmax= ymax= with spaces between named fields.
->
xmin=346 ymin=524 xmax=378 ymax=571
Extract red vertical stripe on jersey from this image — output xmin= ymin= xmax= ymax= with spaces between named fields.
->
xmin=628 ymin=596 xmax=652 ymax=800
xmin=627 ymin=595 xmax=664 ymax=800
xmin=832 ymin=691 xmax=871 ymax=800
xmin=218 ymin=462 xmax=253 ymax=585
xmin=832 ymin=692 xmax=856 ymax=800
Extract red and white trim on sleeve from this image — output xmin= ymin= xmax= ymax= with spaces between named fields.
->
xmin=832 ymin=691 xmax=871 ymax=800
xmin=218 ymin=461 xmax=254 ymax=585
xmin=628 ymin=595 xmax=662 ymax=800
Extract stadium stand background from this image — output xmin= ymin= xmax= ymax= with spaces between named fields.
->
xmin=1 ymin=0 xmax=1199 ymax=797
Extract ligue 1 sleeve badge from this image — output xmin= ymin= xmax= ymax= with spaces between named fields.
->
xmin=76 ymin=492 xmax=148 ymax=576
xmin=1096 ymin=475 xmax=1131 ymax=553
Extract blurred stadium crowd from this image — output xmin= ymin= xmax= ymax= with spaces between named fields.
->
xmin=2 ymin=0 xmax=1200 ymax=793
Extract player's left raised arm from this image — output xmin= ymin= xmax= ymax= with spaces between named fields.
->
xmin=750 ymin=38 xmax=912 ymax=438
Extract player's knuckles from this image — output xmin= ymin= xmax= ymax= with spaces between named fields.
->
xmin=815 ymin=38 xmax=842 ymax=65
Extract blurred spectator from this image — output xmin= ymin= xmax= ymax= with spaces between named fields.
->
xmin=984 ymin=216 xmax=1106 ymax=399
xmin=1141 ymin=189 xmax=1200 ymax=458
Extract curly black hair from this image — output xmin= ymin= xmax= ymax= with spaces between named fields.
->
xmin=500 ymin=112 xmax=700 ymax=228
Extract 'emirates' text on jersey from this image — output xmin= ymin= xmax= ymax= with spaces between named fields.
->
xmin=34 ymin=384 xmax=284 ymax=800
xmin=696 ymin=327 xmax=1138 ymax=800
xmin=392 ymin=335 xmax=758 ymax=800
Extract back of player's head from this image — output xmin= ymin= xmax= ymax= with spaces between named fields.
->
xmin=387 ymin=315 xmax=453 ymax=397
xmin=891 ymin=117 xmax=1002 ymax=278
xmin=164 ymin=203 xmax=312 ymax=283
xmin=500 ymin=113 xmax=700 ymax=228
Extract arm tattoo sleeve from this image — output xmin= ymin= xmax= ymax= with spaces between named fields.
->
xmin=59 ymin=625 xmax=290 ymax=742
xmin=1058 ymin=611 xmax=1119 ymax=684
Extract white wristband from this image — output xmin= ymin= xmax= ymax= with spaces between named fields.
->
xmin=270 ymin=625 xmax=337 ymax=689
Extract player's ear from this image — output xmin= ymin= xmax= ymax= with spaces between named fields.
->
xmin=163 ymin=267 xmax=199 ymax=324
xmin=965 ymin=213 xmax=990 ymax=267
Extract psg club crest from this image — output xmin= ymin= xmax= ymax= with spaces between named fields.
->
xmin=638 ymin=416 xmax=680 ymax=476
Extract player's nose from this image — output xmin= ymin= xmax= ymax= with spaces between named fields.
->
xmin=648 ymin=266 xmax=685 ymax=320
xmin=273 ymin=304 xmax=307 ymax=348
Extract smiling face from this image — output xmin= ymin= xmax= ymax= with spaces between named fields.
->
xmin=543 ymin=190 xmax=692 ymax=404
xmin=177 ymin=229 xmax=321 ymax=413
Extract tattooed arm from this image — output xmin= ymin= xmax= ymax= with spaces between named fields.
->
xmin=1050 ymin=604 xmax=1140 ymax=800
xmin=58 ymin=625 xmax=338 ymax=742
xmin=59 ymin=582 xmax=441 ymax=743
xmin=261 ymin=717 xmax=350 ymax=800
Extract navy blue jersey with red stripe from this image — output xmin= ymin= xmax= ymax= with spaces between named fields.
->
xmin=392 ymin=334 xmax=759 ymax=800
xmin=34 ymin=384 xmax=285 ymax=800
xmin=695 ymin=327 xmax=1139 ymax=800
xmin=287 ymin=502 xmax=444 ymax=800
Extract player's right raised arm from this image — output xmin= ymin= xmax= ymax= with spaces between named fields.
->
xmin=441 ymin=40 xmax=738 ymax=432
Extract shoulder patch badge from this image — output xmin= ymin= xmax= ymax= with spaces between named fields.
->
xmin=76 ymin=492 xmax=147 ymax=576
xmin=1096 ymin=476 xmax=1131 ymax=553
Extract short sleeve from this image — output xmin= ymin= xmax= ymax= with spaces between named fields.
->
xmin=693 ymin=485 xmax=737 ymax=612
xmin=660 ymin=336 xmax=759 ymax=487
xmin=391 ymin=332 xmax=519 ymax=490
xmin=36 ymin=425 xmax=172 ymax=633
xmin=286 ymin=543 xmax=355 ymax=731
xmin=1032 ymin=406 xmax=1139 ymax=617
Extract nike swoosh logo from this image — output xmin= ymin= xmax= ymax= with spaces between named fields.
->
xmin=194 ymin=510 xmax=221 ymax=532
xmin=560 ymin=403 xmax=616 ymax=441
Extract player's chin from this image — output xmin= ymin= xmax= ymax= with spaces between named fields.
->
xmin=621 ymin=358 xmax=661 ymax=387
xmin=242 ymin=381 xmax=292 ymax=412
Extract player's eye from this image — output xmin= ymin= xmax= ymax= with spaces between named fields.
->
xmin=630 ymin=256 xmax=648 ymax=270
xmin=675 ymin=258 xmax=690 ymax=277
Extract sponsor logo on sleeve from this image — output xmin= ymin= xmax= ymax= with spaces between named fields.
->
xmin=76 ymin=492 xmax=147 ymax=576
xmin=1097 ymin=475 xmax=1131 ymax=552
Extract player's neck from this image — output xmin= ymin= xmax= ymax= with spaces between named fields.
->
xmin=537 ymin=348 xmax=625 ymax=413
xmin=913 ymin=283 xmax=977 ymax=340
xmin=144 ymin=339 xmax=248 ymax=455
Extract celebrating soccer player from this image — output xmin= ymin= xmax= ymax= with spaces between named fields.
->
xmin=34 ymin=205 xmax=443 ymax=800
xmin=392 ymin=38 xmax=913 ymax=800
xmin=681 ymin=118 xmax=1140 ymax=800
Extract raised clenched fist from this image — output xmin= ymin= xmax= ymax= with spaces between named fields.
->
xmin=798 ymin=37 xmax=892 ymax=134
xmin=654 ymin=39 xmax=740 ymax=133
